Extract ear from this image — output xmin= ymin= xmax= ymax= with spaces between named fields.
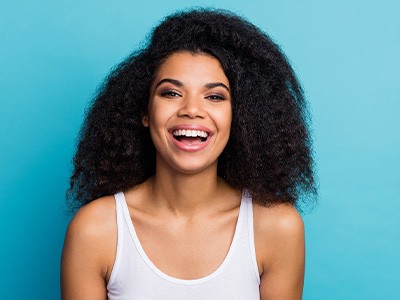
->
xmin=142 ymin=115 xmax=149 ymax=127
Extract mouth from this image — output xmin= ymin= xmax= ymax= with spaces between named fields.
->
xmin=172 ymin=129 xmax=209 ymax=144
xmin=169 ymin=125 xmax=212 ymax=152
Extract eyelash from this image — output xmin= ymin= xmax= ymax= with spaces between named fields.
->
xmin=206 ymin=94 xmax=226 ymax=101
xmin=159 ymin=90 xmax=227 ymax=101
xmin=160 ymin=90 xmax=181 ymax=98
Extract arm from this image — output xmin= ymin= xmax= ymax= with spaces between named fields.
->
xmin=61 ymin=198 xmax=116 ymax=300
xmin=254 ymin=204 xmax=305 ymax=300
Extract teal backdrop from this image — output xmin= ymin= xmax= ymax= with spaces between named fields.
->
xmin=1 ymin=1 xmax=399 ymax=299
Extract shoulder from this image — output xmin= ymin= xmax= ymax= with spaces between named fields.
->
xmin=63 ymin=195 xmax=117 ymax=279
xmin=253 ymin=202 xmax=304 ymax=240
xmin=253 ymin=202 xmax=305 ymax=299
xmin=253 ymin=202 xmax=304 ymax=273
xmin=66 ymin=196 xmax=117 ymax=241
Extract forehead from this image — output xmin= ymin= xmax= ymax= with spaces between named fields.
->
xmin=153 ymin=51 xmax=229 ymax=86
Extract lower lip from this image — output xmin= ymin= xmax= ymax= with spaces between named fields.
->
xmin=170 ymin=134 xmax=211 ymax=152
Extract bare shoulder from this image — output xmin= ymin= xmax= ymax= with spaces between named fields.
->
xmin=62 ymin=196 xmax=117 ymax=285
xmin=253 ymin=202 xmax=305 ymax=299
xmin=253 ymin=202 xmax=304 ymax=241
xmin=66 ymin=196 xmax=117 ymax=242
xmin=64 ymin=195 xmax=117 ymax=261
xmin=253 ymin=202 xmax=305 ymax=273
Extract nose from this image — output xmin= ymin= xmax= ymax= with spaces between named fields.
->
xmin=177 ymin=94 xmax=206 ymax=119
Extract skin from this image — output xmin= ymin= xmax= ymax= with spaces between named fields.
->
xmin=61 ymin=52 xmax=305 ymax=299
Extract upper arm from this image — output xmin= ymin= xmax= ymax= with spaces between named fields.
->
xmin=61 ymin=198 xmax=116 ymax=300
xmin=254 ymin=204 xmax=305 ymax=300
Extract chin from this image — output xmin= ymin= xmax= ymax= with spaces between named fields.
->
xmin=173 ymin=164 xmax=215 ymax=175
xmin=164 ymin=158 xmax=218 ymax=176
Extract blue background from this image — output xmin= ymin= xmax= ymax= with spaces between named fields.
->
xmin=1 ymin=1 xmax=399 ymax=299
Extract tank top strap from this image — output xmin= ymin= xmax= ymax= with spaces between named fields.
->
xmin=241 ymin=189 xmax=260 ymax=283
xmin=107 ymin=191 xmax=126 ymax=286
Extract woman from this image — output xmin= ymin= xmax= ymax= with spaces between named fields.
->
xmin=62 ymin=9 xmax=316 ymax=299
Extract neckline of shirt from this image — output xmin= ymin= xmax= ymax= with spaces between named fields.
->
xmin=118 ymin=190 xmax=248 ymax=285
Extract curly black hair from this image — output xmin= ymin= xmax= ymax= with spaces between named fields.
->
xmin=68 ymin=8 xmax=316 ymax=210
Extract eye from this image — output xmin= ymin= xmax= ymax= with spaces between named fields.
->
xmin=160 ymin=90 xmax=181 ymax=98
xmin=206 ymin=94 xmax=226 ymax=101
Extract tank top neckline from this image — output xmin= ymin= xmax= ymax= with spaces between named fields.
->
xmin=117 ymin=190 xmax=248 ymax=285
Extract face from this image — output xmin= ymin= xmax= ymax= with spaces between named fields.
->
xmin=144 ymin=51 xmax=232 ymax=175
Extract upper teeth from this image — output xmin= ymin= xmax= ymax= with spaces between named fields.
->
xmin=172 ymin=129 xmax=208 ymax=138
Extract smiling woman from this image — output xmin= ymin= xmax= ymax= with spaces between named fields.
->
xmin=62 ymin=8 xmax=316 ymax=300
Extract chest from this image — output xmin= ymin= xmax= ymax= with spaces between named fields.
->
xmin=107 ymin=194 xmax=262 ymax=299
xmin=130 ymin=210 xmax=239 ymax=280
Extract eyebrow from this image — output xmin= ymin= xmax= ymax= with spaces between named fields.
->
xmin=154 ymin=78 xmax=230 ymax=92
xmin=204 ymin=82 xmax=230 ymax=92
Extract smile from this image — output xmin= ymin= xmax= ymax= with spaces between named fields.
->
xmin=172 ymin=129 xmax=208 ymax=142
xmin=169 ymin=125 xmax=212 ymax=152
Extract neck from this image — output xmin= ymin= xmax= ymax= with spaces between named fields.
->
xmin=147 ymin=160 xmax=227 ymax=216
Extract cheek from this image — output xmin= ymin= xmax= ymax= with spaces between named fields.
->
xmin=147 ymin=102 xmax=169 ymax=127
xmin=147 ymin=103 xmax=176 ymax=146
xmin=215 ymin=108 xmax=232 ymax=133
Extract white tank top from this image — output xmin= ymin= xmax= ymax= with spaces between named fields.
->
xmin=107 ymin=191 xmax=260 ymax=299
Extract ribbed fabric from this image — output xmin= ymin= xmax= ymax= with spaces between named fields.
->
xmin=107 ymin=191 xmax=260 ymax=300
